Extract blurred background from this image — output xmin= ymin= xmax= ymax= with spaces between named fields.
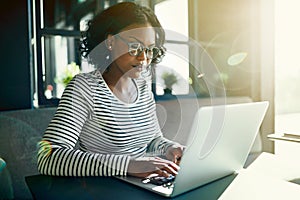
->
xmin=1 ymin=0 xmax=300 ymax=153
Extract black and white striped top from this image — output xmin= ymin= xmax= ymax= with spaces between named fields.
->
xmin=37 ymin=69 xmax=176 ymax=176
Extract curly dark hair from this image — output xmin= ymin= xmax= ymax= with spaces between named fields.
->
xmin=79 ymin=2 xmax=166 ymax=66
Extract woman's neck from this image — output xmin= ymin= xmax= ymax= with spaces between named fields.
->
xmin=102 ymin=65 xmax=138 ymax=104
xmin=102 ymin=65 xmax=131 ymax=91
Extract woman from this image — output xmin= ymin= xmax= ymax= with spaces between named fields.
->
xmin=37 ymin=2 xmax=184 ymax=178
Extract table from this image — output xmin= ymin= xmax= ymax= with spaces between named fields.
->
xmin=26 ymin=153 xmax=300 ymax=200
xmin=25 ymin=173 xmax=237 ymax=200
xmin=218 ymin=152 xmax=300 ymax=200
xmin=268 ymin=133 xmax=300 ymax=158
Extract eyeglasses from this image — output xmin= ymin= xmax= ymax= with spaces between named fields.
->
xmin=115 ymin=35 xmax=162 ymax=60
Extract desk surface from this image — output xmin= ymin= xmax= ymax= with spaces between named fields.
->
xmin=25 ymin=173 xmax=236 ymax=200
xmin=25 ymin=154 xmax=258 ymax=199
xmin=26 ymin=153 xmax=300 ymax=200
xmin=219 ymin=153 xmax=300 ymax=200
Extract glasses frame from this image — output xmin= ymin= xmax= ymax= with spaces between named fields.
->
xmin=114 ymin=34 xmax=161 ymax=60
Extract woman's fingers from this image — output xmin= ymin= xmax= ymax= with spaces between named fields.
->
xmin=127 ymin=156 xmax=181 ymax=178
xmin=152 ymin=157 xmax=180 ymax=176
xmin=166 ymin=145 xmax=185 ymax=163
xmin=155 ymin=169 xmax=171 ymax=178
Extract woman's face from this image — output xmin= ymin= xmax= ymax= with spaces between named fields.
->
xmin=108 ymin=24 xmax=156 ymax=79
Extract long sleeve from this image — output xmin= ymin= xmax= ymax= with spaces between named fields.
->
xmin=145 ymin=87 xmax=179 ymax=155
xmin=37 ymin=70 xmax=179 ymax=177
xmin=37 ymin=74 xmax=130 ymax=176
xmin=146 ymin=109 xmax=179 ymax=156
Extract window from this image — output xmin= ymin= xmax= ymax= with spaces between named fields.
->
xmin=32 ymin=0 xmax=192 ymax=107
xmin=33 ymin=0 xmax=97 ymax=106
xmin=275 ymin=0 xmax=300 ymax=134
xmin=154 ymin=0 xmax=190 ymax=96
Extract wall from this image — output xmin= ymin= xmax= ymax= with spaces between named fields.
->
xmin=188 ymin=0 xmax=260 ymax=97
xmin=188 ymin=0 xmax=275 ymax=152
xmin=259 ymin=0 xmax=275 ymax=153
xmin=0 ymin=1 xmax=32 ymax=111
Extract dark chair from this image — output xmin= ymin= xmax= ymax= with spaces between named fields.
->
xmin=0 ymin=108 xmax=56 ymax=199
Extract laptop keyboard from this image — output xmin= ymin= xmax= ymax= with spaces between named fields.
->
xmin=142 ymin=175 xmax=175 ymax=186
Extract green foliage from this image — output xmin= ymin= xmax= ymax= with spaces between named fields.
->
xmin=55 ymin=62 xmax=80 ymax=87
xmin=161 ymin=72 xmax=178 ymax=89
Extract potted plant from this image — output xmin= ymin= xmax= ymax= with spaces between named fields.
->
xmin=55 ymin=62 xmax=81 ymax=87
xmin=161 ymin=71 xmax=178 ymax=95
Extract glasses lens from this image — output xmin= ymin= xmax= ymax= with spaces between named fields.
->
xmin=128 ymin=42 xmax=161 ymax=60
xmin=128 ymin=43 xmax=141 ymax=56
xmin=144 ymin=47 xmax=161 ymax=59
xmin=145 ymin=48 xmax=153 ymax=59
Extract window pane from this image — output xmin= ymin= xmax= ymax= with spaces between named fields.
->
xmin=155 ymin=43 xmax=189 ymax=95
xmin=275 ymin=0 xmax=300 ymax=134
xmin=155 ymin=0 xmax=189 ymax=40
xmin=154 ymin=0 xmax=189 ymax=96
xmin=42 ymin=35 xmax=81 ymax=99
xmin=42 ymin=0 xmax=95 ymax=31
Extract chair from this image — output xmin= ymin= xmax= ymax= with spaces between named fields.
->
xmin=0 ymin=157 xmax=14 ymax=199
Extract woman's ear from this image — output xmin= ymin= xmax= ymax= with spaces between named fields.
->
xmin=105 ymin=34 xmax=114 ymax=50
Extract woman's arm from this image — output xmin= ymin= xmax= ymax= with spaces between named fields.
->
xmin=146 ymin=95 xmax=185 ymax=164
xmin=127 ymin=111 xmax=182 ymax=178
xmin=37 ymin=74 xmax=130 ymax=176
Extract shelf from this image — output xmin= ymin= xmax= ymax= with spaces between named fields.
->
xmin=268 ymin=133 xmax=300 ymax=143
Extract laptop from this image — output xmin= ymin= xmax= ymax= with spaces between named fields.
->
xmin=115 ymin=101 xmax=269 ymax=197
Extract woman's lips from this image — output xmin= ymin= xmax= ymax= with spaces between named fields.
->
xmin=132 ymin=64 xmax=144 ymax=71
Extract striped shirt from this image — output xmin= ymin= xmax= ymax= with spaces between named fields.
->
xmin=37 ymin=69 xmax=176 ymax=176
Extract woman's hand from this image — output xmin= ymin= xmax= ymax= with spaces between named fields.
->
xmin=165 ymin=144 xmax=185 ymax=165
xmin=127 ymin=157 xmax=180 ymax=178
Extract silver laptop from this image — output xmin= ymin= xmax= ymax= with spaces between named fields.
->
xmin=115 ymin=101 xmax=269 ymax=197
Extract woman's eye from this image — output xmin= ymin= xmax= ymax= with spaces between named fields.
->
xmin=130 ymin=43 xmax=141 ymax=49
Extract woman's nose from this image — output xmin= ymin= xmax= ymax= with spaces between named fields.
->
xmin=136 ymin=49 xmax=147 ymax=61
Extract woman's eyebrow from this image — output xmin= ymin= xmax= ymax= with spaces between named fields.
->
xmin=129 ymin=36 xmax=155 ymax=46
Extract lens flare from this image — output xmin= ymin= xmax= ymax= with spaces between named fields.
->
xmin=38 ymin=140 xmax=53 ymax=157
xmin=227 ymin=52 xmax=248 ymax=66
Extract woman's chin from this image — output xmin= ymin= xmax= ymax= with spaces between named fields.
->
xmin=132 ymin=72 xmax=142 ymax=79
xmin=128 ymin=68 xmax=142 ymax=79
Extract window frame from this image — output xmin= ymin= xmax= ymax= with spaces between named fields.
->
xmin=152 ymin=0 xmax=194 ymax=100
xmin=32 ymin=0 xmax=194 ymax=107
xmin=33 ymin=0 xmax=83 ymax=107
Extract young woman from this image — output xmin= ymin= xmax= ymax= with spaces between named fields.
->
xmin=37 ymin=2 xmax=184 ymax=178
